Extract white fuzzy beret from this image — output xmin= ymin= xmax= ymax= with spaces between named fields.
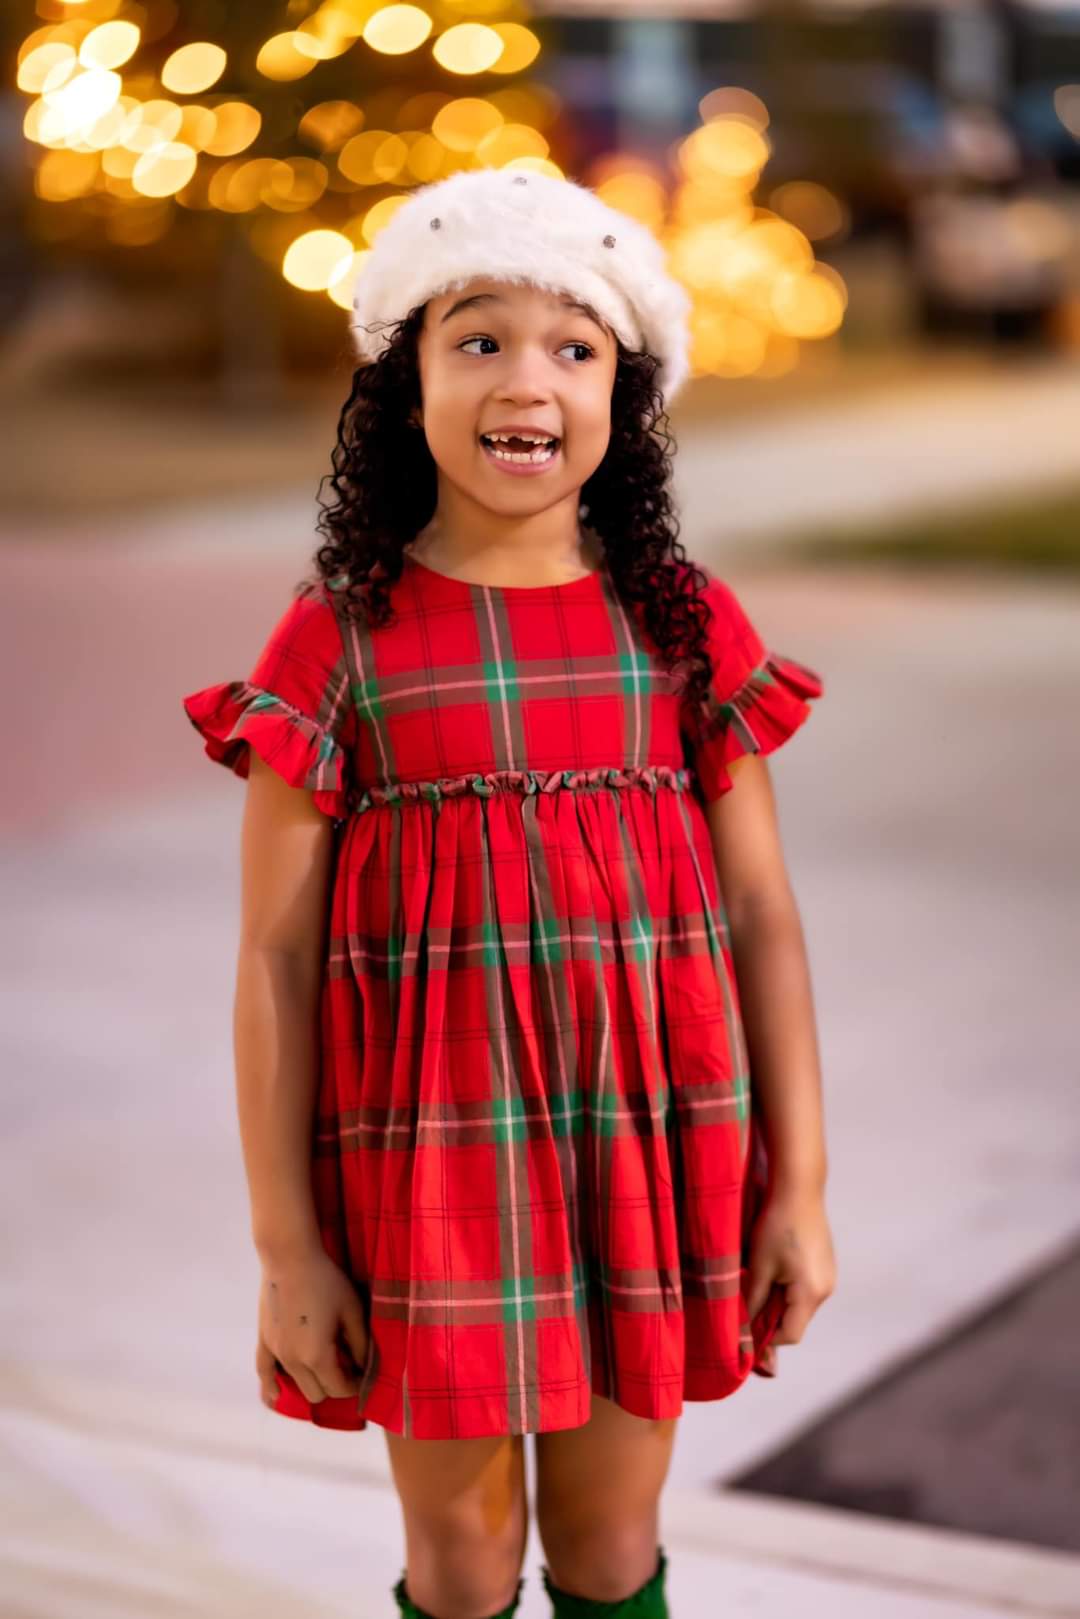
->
xmin=350 ymin=168 xmax=693 ymax=406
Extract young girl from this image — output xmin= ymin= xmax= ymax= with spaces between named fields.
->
xmin=182 ymin=169 xmax=835 ymax=1619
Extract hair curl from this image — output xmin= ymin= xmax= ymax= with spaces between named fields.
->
xmin=308 ymin=303 xmax=719 ymax=744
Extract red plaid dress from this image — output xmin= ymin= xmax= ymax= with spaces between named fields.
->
xmin=182 ymin=552 xmax=824 ymax=1438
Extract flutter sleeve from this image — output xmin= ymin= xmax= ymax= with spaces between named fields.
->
xmin=181 ymin=579 xmax=356 ymax=819
xmin=681 ymin=571 xmax=824 ymax=803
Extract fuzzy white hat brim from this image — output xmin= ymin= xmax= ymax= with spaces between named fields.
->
xmin=350 ymin=169 xmax=692 ymax=406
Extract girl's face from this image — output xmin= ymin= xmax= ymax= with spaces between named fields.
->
xmin=414 ymin=276 xmax=619 ymax=520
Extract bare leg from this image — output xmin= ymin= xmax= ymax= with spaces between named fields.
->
xmin=534 ymin=1394 xmax=677 ymax=1601
xmin=383 ymin=1428 xmax=529 ymax=1619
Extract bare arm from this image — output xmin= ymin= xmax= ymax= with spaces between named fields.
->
xmin=704 ymin=752 xmax=827 ymax=1194
xmin=234 ymin=750 xmax=335 ymax=1264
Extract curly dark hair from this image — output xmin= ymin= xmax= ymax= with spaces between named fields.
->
xmin=308 ymin=301 xmax=719 ymax=738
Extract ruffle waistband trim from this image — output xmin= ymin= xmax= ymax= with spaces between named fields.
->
xmin=351 ymin=764 xmax=692 ymax=814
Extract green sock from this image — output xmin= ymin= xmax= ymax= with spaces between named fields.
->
xmin=392 ymin=1572 xmax=525 ymax=1619
xmin=541 ymin=1547 xmax=669 ymax=1617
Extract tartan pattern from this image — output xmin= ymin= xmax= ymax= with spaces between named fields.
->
xmin=181 ymin=555 xmax=823 ymax=1437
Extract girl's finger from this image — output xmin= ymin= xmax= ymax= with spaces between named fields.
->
xmin=255 ymin=1335 xmax=280 ymax=1406
xmin=743 ymin=1269 xmax=779 ymax=1322
xmin=757 ymin=1345 xmax=778 ymax=1377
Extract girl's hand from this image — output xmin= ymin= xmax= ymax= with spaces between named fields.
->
xmin=745 ymin=1184 xmax=837 ymax=1377
xmin=255 ymin=1243 xmax=370 ymax=1409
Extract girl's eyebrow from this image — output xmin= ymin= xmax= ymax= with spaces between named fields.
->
xmin=439 ymin=291 xmax=606 ymax=336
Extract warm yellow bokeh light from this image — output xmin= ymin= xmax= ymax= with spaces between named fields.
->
xmin=431 ymin=97 xmax=502 ymax=153
xmin=298 ymin=100 xmax=366 ymax=152
xmin=489 ymin=85 xmax=560 ymax=131
xmin=360 ymin=193 xmax=411 ymax=243
xmin=475 ymin=123 xmax=547 ymax=166
xmin=283 ymin=228 xmax=356 ymax=291
xmin=176 ymin=104 xmax=218 ymax=152
xmin=79 ymin=20 xmax=140 ymax=71
xmin=76 ymin=94 xmax=142 ymax=151
xmin=122 ymin=100 xmax=184 ymax=154
xmin=754 ymin=335 xmax=802 ymax=379
xmin=161 ymin=42 xmax=227 ymax=95
xmin=34 ymin=147 xmax=100 ymax=201
xmin=132 ymin=140 xmax=198 ymax=197
xmin=294 ymin=9 xmax=359 ymax=60
xmin=679 ymin=118 xmax=770 ymax=184
xmin=102 ymin=142 xmax=138 ymax=179
xmin=339 ymin=130 xmax=408 ymax=185
xmin=406 ymin=132 xmax=446 ymax=181
xmin=101 ymin=171 xmax=140 ymax=201
xmin=262 ymin=157 xmax=330 ymax=212
xmin=363 ymin=5 xmax=433 ymax=56
xmin=256 ymin=33 xmax=318 ymax=81
xmin=433 ymin=23 xmax=504 ymax=75
xmin=203 ymin=102 xmax=262 ymax=157
xmin=667 ymin=220 xmax=748 ymax=293
xmin=502 ymin=156 xmax=563 ymax=179
xmin=19 ymin=23 xmax=91 ymax=67
xmin=688 ymin=303 xmax=772 ymax=377
xmin=328 ymin=248 xmax=372 ymax=310
xmin=769 ymin=269 xmax=845 ymax=338
xmin=488 ymin=24 xmax=540 ymax=75
xmin=44 ymin=65 xmax=122 ymax=131
xmin=17 ymin=43 xmax=76 ymax=95
xmin=593 ymin=171 xmax=667 ymax=234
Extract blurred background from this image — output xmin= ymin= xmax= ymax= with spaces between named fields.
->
xmin=2 ymin=1 xmax=1078 ymax=1616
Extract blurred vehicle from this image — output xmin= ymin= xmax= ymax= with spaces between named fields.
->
xmin=908 ymin=184 xmax=1076 ymax=338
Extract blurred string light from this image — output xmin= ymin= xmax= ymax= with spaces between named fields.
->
xmin=590 ymin=89 xmax=848 ymax=380
xmin=16 ymin=0 xmax=846 ymax=379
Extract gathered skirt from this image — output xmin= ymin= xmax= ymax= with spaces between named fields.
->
xmin=268 ymin=767 xmax=785 ymax=1438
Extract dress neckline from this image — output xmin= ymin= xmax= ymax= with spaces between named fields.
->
xmin=404 ymin=550 xmax=605 ymax=595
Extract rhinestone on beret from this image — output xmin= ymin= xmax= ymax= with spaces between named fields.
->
xmin=430 ymin=217 xmax=441 ymax=230
xmin=603 ymin=234 xmax=616 ymax=247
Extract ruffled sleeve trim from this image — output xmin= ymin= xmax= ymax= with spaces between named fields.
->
xmin=690 ymin=651 xmax=824 ymax=801
xmin=181 ymin=679 xmax=351 ymax=820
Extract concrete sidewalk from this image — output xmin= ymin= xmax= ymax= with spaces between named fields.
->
xmin=5 ymin=1368 xmax=1078 ymax=1617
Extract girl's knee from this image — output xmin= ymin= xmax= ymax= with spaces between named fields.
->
xmin=386 ymin=1433 xmax=528 ymax=1618
xmin=402 ymin=1520 xmax=525 ymax=1619
xmin=537 ymin=1518 xmax=662 ymax=1603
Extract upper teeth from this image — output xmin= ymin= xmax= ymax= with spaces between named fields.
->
xmin=484 ymin=432 xmax=554 ymax=444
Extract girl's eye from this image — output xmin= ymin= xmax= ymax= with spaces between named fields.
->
xmin=457 ymin=336 xmax=595 ymax=362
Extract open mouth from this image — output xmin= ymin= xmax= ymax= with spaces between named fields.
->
xmin=478 ymin=432 xmax=561 ymax=465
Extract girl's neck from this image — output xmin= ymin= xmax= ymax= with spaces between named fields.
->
xmin=406 ymin=522 xmax=602 ymax=589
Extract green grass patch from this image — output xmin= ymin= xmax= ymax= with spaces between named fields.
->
xmin=785 ymin=484 xmax=1080 ymax=574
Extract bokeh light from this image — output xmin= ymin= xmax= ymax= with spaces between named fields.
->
xmin=12 ymin=13 xmax=849 ymax=377
xmin=363 ymin=6 xmax=433 ymax=57
xmin=161 ymin=43 xmax=227 ymax=95
xmin=256 ymin=33 xmax=319 ymax=82
xmin=433 ymin=23 xmax=504 ymax=75
xmin=283 ymin=228 xmax=355 ymax=291
xmin=202 ymin=103 xmax=262 ymax=158
xmin=79 ymin=21 xmax=141 ymax=71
